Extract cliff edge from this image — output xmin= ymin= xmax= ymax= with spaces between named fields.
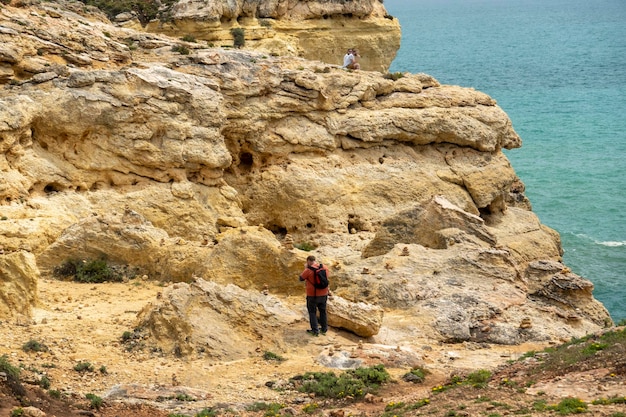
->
xmin=108 ymin=0 xmax=402 ymax=72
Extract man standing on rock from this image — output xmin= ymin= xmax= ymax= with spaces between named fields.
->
xmin=299 ymin=255 xmax=329 ymax=336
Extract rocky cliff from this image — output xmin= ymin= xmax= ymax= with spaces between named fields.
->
xmin=114 ymin=0 xmax=401 ymax=72
xmin=0 ymin=1 xmax=612 ymax=362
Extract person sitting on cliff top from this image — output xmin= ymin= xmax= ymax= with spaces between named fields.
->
xmin=342 ymin=48 xmax=354 ymax=69
xmin=349 ymin=49 xmax=361 ymax=70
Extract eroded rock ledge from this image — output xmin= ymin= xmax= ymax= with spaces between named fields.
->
xmin=0 ymin=1 xmax=611 ymax=360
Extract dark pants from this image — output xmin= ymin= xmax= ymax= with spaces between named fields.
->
xmin=306 ymin=295 xmax=328 ymax=333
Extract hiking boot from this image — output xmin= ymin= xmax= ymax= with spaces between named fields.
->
xmin=320 ymin=329 xmax=327 ymax=335
xmin=306 ymin=329 xmax=319 ymax=336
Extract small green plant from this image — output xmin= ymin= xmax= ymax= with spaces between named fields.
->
xmin=533 ymin=399 xmax=548 ymax=411
xmin=48 ymin=389 xmax=61 ymax=398
xmin=0 ymin=354 xmax=20 ymax=379
xmin=296 ymin=364 xmax=389 ymax=399
xmin=10 ymin=408 xmax=24 ymax=417
xmin=263 ymin=351 xmax=286 ymax=362
xmin=302 ymin=402 xmax=319 ymax=413
xmin=294 ymin=242 xmax=316 ymax=251
xmin=259 ymin=19 xmax=272 ymax=28
xmin=172 ymin=45 xmax=190 ymax=55
xmin=54 ymin=258 xmax=122 ymax=283
xmin=402 ymin=366 xmax=429 ymax=383
xmin=181 ymin=34 xmax=196 ymax=42
xmin=86 ymin=393 xmax=103 ymax=410
xmin=582 ymin=342 xmax=608 ymax=355
xmin=385 ymin=401 xmax=405 ymax=411
xmin=39 ymin=375 xmax=51 ymax=389
xmin=592 ymin=396 xmax=626 ymax=405
xmin=74 ymin=361 xmax=94 ymax=373
xmin=103 ymin=31 xmax=111 ymax=38
xmin=231 ymin=27 xmax=245 ymax=48
xmin=1 ymin=216 xmax=7 ymax=220
xmin=246 ymin=402 xmax=285 ymax=416
xmin=196 ymin=410 xmax=217 ymax=417
xmin=176 ymin=393 xmax=195 ymax=401
xmin=466 ymin=369 xmax=491 ymax=388
xmin=99 ymin=365 xmax=108 ymax=374
xmin=550 ymin=397 xmax=587 ymax=414
xmin=609 ymin=413 xmax=626 ymax=417
xmin=22 ymin=339 xmax=49 ymax=352
xmin=383 ymin=71 xmax=405 ymax=81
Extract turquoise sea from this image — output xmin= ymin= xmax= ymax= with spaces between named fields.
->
xmin=385 ymin=0 xmax=626 ymax=321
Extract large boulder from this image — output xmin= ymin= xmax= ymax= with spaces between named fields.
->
xmin=327 ymin=295 xmax=384 ymax=338
xmin=136 ymin=279 xmax=302 ymax=359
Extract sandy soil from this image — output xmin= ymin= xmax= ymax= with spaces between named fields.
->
xmin=2 ymin=279 xmax=625 ymax=417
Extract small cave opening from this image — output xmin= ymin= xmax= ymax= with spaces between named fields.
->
xmin=267 ymin=224 xmax=288 ymax=239
xmin=238 ymin=152 xmax=254 ymax=173
xmin=43 ymin=182 xmax=64 ymax=194
xmin=306 ymin=223 xmax=314 ymax=229
xmin=478 ymin=206 xmax=491 ymax=218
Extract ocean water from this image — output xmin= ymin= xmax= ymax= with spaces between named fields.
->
xmin=385 ymin=0 xmax=626 ymax=321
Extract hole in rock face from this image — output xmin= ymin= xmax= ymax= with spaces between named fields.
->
xmin=306 ymin=223 xmax=314 ymax=229
xmin=43 ymin=183 xmax=63 ymax=194
xmin=239 ymin=152 xmax=254 ymax=172
xmin=478 ymin=206 xmax=491 ymax=218
xmin=267 ymin=224 xmax=288 ymax=237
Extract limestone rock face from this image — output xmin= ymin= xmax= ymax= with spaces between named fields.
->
xmin=146 ymin=0 xmax=401 ymax=72
xmin=0 ymin=1 xmax=612 ymax=355
xmin=136 ymin=279 xmax=301 ymax=359
xmin=0 ymin=251 xmax=39 ymax=320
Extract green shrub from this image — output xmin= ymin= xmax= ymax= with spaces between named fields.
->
xmin=74 ymin=361 xmax=95 ymax=373
xmin=172 ymin=45 xmax=190 ymax=55
xmin=383 ymin=71 xmax=405 ymax=81
xmin=176 ymin=393 xmax=195 ymax=401
xmin=39 ymin=375 xmax=51 ymax=389
xmin=0 ymin=355 xmax=20 ymax=379
xmin=294 ymin=242 xmax=316 ymax=251
xmin=231 ymin=27 xmax=245 ymax=48
xmin=22 ymin=339 xmax=49 ymax=352
xmin=10 ymin=408 xmax=24 ymax=417
xmin=48 ymin=389 xmax=61 ymax=398
xmin=259 ymin=19 xmax=272 ymax=28
xmin=263 ymin=351 xmax=286 ymax=362
xmin=582 ymin=341 xmax=608 ymax=355
xmin=402 ymin=366 xmax=429 ymax=383
xmin=196 ymin=408 xmax=218 ymax=417
xmin=592 ymin=396 xmax=626 ymax=405
xmin=296 ymin=364 xmax=389 ymax=399
xmin=302 ymin=403 xmax=319 ymax=413
xmin=86 ymin=393 xmax=103 ymax=410
xmin=550 ymin=397 xmax=587 ymax=415
xmin=181 ymin=34 xmax=196 ymax=42
xmin=54 ymin=258 xmax=123 ymax=283
xmin=466 ymin=369 xmax=492 ymax=388
xmin=244 ymin=403 xmax=283 ymax=417
xmin=78 ymin=0 xmax=178 ymax=26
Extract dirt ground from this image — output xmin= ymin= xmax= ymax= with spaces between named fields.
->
xmin=2 ymin=279 xmax=625 ymax=417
